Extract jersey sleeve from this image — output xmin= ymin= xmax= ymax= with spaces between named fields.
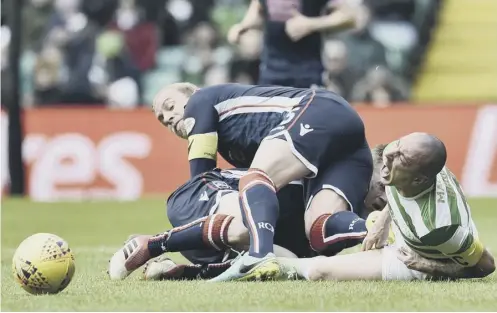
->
xmin=183 ymin=91 xmax=219 ymax=177
xmin=420 ymin=225 xmax=484 ymax=267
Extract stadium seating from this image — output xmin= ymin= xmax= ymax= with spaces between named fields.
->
xmin=413 ymin=0 xmax=497 ymax=102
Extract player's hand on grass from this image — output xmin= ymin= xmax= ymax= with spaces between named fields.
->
xmin=396 ymin=246 xmax=429 ymax=271
xmin=285 ymin=10 xmax=315 ymax=41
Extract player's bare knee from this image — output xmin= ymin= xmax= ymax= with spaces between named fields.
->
xmin=250 ymin=138 xmax=310 ymax=189
xmin=226 ymin=218 xmax=249 ymax=248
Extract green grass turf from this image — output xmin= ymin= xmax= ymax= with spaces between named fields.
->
xmin=2 ymin=198 xmax=497 ymax=311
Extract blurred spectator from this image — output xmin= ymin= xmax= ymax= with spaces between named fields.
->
xmin=334 ymin=4 xmax=388 ymax=78
xmin=33 ymin=45 xmax=65 ymax=105
xmin=39 ymin=0 xmax=101 ymax=104
xmin=166 ymin=0 xmax=215 ymax=32
xmin=11 ymin=0 xmax=441 ymax=106
xmin=108 ymin=0 xmax=158 ymax=71
xmin=204 ymin=65 xmax=230 ymax=86
xmin=182 ymin=22 xmax=223 ymax=84
xmin=21 ymin=0 xmax=54 ymax=52
xmin=90 ymin=30 xmax=141 ymax=107
xmin=320 ymin=40 xmax=358 ymax=98
xmin=350 ymin=66 xmax=410 ymax=107
xmin=319 ymin=4 xmax=386 ymax=99
xmin=367 ymin=0 xmax=419 ymax=74
xmin=81 ymin=0 xmax=119 ymax=27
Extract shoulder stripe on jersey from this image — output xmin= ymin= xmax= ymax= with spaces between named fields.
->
xmin=214 ymin=96 xmax=303 ymax=121
xmin=416 ymin=191 xmax=436 ymax=231
xmin=402 ymin=196 xmax=431 ymax=237
xmin=389 ymin=188 xmax=420 ymax=238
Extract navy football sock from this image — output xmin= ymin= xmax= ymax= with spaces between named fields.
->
xmin=309 ymin=211 xmax=367 ymax=256
xmin=147 ymin=214 xmax=233 ymax=257
xmin=239 ymin=169 xmax=279 ymax=258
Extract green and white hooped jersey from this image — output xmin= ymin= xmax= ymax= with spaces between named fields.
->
xmin=386 ymin=167 xmax=483 ymax=267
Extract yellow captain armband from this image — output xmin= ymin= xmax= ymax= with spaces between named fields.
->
xmin=451 ymin=238 xmax=484 ymax=267
xmin=187 ymin=132 xmax=218 ymax=161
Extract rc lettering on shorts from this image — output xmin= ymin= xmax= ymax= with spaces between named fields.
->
xmin=258 ymin=222 xmax=275 ymax=233
xmin=349 ymin=218 xmax=360 ymax=231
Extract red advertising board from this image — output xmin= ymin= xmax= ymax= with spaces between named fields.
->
xmin=2 ymin=105 xmax=496 ymax=200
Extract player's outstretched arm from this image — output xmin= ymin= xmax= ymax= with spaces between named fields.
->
xmin=398 ymin=246 xmax=495 ymax=279
xmin=362 ymin=204 xmax=391 ymax=251
xmin=399 ymin=225 xmax=496 ymax=279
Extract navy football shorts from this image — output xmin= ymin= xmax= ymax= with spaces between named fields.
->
xmin=266 ymin=90 xmax=373 ymax=214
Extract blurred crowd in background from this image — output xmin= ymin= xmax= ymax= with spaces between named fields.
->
xmin=0 ymin=0 xmax=440 ymax=108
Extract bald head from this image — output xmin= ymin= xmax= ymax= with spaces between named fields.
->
xmin=152 ymin=82 xmax=198 ymax=113
xmin=401 ymin=132 xmax=447 ymax=179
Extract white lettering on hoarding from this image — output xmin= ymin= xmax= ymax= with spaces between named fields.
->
xmin=97 ymin=132 xmax=151 ymax=201
xmin=462 ymin=106 xmax=497 ymax=197
xmin=24 ymin=132 xmax=151 ymax=201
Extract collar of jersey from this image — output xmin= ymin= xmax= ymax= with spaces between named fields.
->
xmin=394 ymin=183 xmax=435 ymax=200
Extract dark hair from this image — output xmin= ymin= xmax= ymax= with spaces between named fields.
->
xmin=372 ymin=143 xmax=387 ymax=163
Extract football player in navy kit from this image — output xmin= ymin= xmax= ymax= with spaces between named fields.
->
xmin=108 ymin=168 xmax=311 ymax=280
xmin=227 ymin=0 xmax=357 ymax=88
xmin=108 ymin=160 xmax=387 ymax=281
xmin=116 ymin=82 xmax=373 ymax=282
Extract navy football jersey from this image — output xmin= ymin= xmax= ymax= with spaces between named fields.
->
xmin=259 ymin=0 xmax=329 ymax=82
xmin=183 ymin=83 xmax=309 ymax=177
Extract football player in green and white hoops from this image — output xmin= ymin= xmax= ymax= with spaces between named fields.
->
xmin=277 ymin=132 xmax=495 ymax=281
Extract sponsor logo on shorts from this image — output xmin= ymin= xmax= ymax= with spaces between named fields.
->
xmin=211 ymin=181 xmax=232 ymax=190
xmin=199 ymin=191 xmax=209 ymax=201
xmin=299 ymin=123 xmax=314 ymax=136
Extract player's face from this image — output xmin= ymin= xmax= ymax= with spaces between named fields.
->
xmin=381 ymin=140 xmax=417 ymax=188
xmin=154 ymin=90 xmax=189 ymax=139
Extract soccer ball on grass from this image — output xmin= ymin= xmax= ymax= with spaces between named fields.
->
xmin=12 ymin=233 xmax=75 ymax=295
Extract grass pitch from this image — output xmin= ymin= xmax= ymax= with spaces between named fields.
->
xmin=2 ymin=198 xmax=497 ymax=311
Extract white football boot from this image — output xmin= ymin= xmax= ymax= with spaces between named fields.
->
xmin=108 ymin=235 xmax=153 ymax=280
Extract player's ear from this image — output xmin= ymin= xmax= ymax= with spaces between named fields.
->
xmin=412 ymin=175 xmax=428 ymax=186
